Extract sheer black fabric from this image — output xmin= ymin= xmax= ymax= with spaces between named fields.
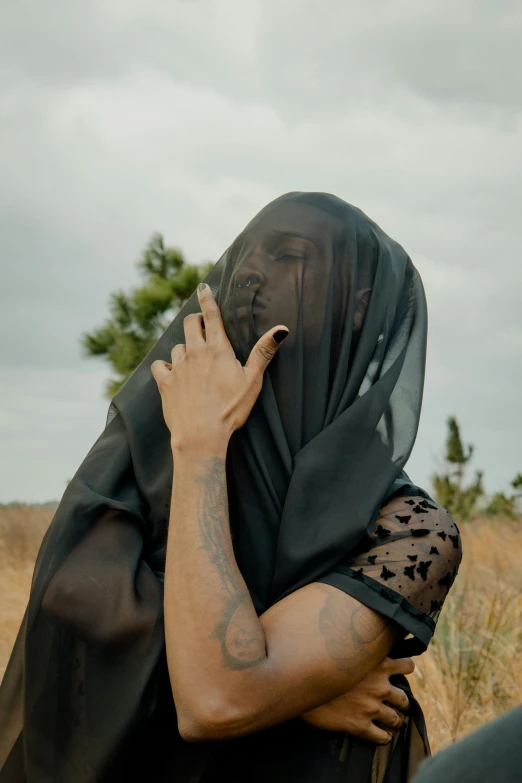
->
xmin=0 ymin=192 xmax=452 ymax=782
xmin=319 ymin=493 xmax=462 ymax=657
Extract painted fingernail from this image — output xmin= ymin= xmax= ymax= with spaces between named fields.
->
xmin=273 ymin=329 xmax=289 ymax=343
xmin=198 ymin=282 xmax=208 ymax=292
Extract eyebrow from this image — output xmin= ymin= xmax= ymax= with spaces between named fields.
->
xmin=265 ymin=230 xmax=319 ymax=248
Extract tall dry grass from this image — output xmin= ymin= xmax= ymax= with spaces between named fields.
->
xmin=412 ymin=516 xmax=522 ymax=749
xmin=0 ymin=504 xmax=54 ymax=681
xmin=0 ymin=505 xmax=521 ymax=753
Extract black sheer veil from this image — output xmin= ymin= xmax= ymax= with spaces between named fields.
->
xmin=0 ymin=192 xmax=428 ymax=781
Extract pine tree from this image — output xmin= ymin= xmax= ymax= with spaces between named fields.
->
xmin=81 ymin=233 xmax=212 ymax=398
xmin=432 ymin=417 xmax=484 ymax=519
xmin=484 ymin=473 xmax=522 ymax=519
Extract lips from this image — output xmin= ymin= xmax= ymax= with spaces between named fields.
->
xmin=235 ymin=304 xmax=266 ymax=319
xmin=222 ymin=291 xmax=269 ymax=322
xmin=253 ymin=295 xmax=269 ymax=309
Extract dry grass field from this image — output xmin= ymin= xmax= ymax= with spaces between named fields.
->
xmin=1 ymin=505 xmax=521 ymax=753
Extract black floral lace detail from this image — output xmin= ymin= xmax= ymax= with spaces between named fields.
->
xmin=333 ymin=495 xmax=462 ymax=629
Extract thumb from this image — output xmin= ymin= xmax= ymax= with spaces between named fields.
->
xmin=245 ymin=326 xmax=289 ymax=376
xmin=150 ymin=359 xmax=172 ymax=386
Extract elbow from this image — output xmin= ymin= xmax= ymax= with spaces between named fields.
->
xmin=42 ymin=577 xmax=78 ymax=627
xmin=177 ymin=698 xmax=258 ymax=742
xmin=42 ymin=575 xmax=148 ymax=647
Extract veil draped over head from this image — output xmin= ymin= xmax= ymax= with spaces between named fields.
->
xmin=0 ymin=192 xmax=428 ymax=781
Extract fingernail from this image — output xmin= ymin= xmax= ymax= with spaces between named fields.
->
xmin=273 ymin=329 xmax=289 ymax=343
xmin=198 ymin=282 xmax=208 ymax=292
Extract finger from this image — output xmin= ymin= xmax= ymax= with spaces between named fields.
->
xmin=245 ymin=326 xmax=289 ymax=376
xmin=196 ymin=283 xmax=227 ymax=346
xmin=183 ymin=313 xmax=206 ymax=352
xmin=364 ymin=725 xmax=394 ymax=746
xmin=376 ymin=704 xmax=405 ymax=730
xmin=170 ymin=343 xmax=186 ymax=364
xmin=151 ymin=360 xmax=171 ymax=385
xmin=386 ymin=657 xmax=415 ymax=676
xmin=386 ymin=686 xmax=410 ymax=714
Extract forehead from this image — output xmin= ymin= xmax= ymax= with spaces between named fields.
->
xmin=241 ymin=201 xmax=344 ymax=246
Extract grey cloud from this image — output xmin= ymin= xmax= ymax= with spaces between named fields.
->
xmin=1 ymin=0 xmax=521 ymax=501
xmin=4 ymin=1 xmax=521 ymax=114
xmin=255 ymin=0 xmax=522 ymax=117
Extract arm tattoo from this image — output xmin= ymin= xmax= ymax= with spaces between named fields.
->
xmin=194 ymin=457 xmax=266 ymax=670
xmin=317 ymin=585 xmax=387 ymax=671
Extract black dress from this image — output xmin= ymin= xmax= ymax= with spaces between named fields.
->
xmin=61 ymin=483 xmax=460 ymax=783
xmin=171 ymin=483 xmax=462 ymax=783
xmin=0 ymin=484 xmax=461 ymax=783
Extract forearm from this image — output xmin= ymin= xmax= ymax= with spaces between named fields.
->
xmin=164 ymin=441 xmax=400 ymax=742
xmin=164 ymin=440 xmax=270 ymax=733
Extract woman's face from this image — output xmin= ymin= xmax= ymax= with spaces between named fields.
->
xmin=221 ymin=202 xmax=337 ymax=346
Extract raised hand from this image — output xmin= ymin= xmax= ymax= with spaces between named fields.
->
xmin=151 ymin=283 xmax=289 ymax=452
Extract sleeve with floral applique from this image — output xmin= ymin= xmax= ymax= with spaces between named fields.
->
xmin=316 ymin=493 xmax=462 ymax=655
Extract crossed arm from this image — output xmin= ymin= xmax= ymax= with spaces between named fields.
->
xmin=166 ymin=446 xmax=407 ymax=742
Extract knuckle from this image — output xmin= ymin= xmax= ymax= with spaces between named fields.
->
xmin=257 ymin=343 xmax=275 ymax=362
xmin=391 ymin=689 xmax=409 ymax=711
xmin=209 ymin=339 xmax=225 ymax=354
xmin=377 ymin=731 xmax=392 ymax=745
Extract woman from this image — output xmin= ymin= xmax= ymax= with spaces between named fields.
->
xmin=0 ymin=192 xmax=461 ymax=782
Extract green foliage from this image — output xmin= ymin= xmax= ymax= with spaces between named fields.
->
xmin=484 ymin=492 xmax=517 ymax=519
xmin=484 ymin=473 xmax=522 ymax=519
xmin=81 ymin=233 xmax=213 ymax=398
xmin=432 ymin=416 xmax=484 ymax=520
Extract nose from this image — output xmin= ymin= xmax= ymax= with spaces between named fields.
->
xmin=234 ymin=257 xmax=267 ymax=291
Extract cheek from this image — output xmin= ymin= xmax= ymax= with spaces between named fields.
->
xmin=302 ymin=269 xmax=327 ymax=310
xmin=260 ymin=273 xmax=293 ymax=308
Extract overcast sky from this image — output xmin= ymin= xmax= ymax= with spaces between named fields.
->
xmin=1 ymin=0 xmax=521 ymax=503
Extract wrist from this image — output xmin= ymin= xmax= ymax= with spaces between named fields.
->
xmin=171 ymin=432 xmax=230 ymax=461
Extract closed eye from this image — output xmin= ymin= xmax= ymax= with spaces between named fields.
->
xmin=276 ymin=252 xmax=308 ymax=263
